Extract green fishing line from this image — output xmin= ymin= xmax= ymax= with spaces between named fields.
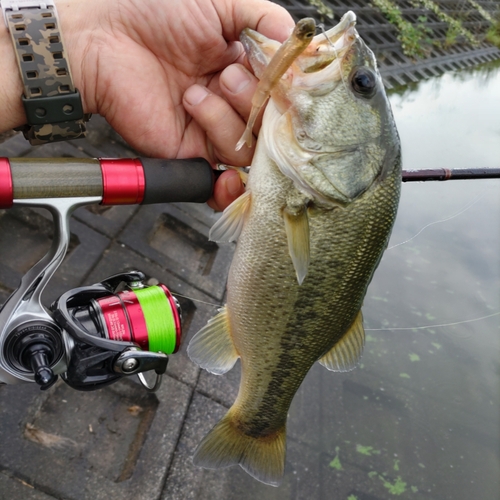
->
xmin=134 ymin=286 xmax=176 ymax=354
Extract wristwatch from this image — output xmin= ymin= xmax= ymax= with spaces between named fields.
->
xmin=1 ymin=0 xmax=90 ymax=145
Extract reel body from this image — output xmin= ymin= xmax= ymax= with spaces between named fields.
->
xmin=53 ymin=271 xmax=182 ymax=391
xmin=1 ymin=270 xmax=182 ymax=392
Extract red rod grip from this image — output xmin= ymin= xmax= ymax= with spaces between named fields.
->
xmin=99 ymin=158 xmax=145 ymax=205
xmin=0 ymin=158 xmax=13 ymax=209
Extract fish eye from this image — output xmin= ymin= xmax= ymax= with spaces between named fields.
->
xmin=350 ymin=67 xmax=377 ymax=98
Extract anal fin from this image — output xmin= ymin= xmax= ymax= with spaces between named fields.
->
xmin=319 ymin=311 xmax=365 ymax=372
xmin=187 ymin=306 xmax=238 ymax=375
xmin=209 ymin=190 xmax=252 ymax=242
xmin=283 ymin=206 xmax=310 ymax=285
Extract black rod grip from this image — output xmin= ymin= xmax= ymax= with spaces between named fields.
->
xmin=140 ymin=158 xmax=214 ymax=204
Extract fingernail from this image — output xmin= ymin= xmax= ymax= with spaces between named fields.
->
xmin=184 ymin=85 xmax=210 ymax=105
xmin=226 ymin=172 xmax=243 ymax=197
xmin=223 ymin=65 xmax=251 ymax=94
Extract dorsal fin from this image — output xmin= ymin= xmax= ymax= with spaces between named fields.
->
xmin=283 ymin=205 xmax=310 ymax=285
xmin=209 ymin=190 xmax=252 ymax=242
xmin=187 ymin=306 xmax=239 ymax=375
xmin=318 ymin=311 xmax=365 ymax=372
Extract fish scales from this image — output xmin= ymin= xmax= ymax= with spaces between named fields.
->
xmin=188 ymin=10 xmax=401 ymax=486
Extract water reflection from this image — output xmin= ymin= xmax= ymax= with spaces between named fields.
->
xmin=388 ymin=61 xmax=500 ymax=172
xmin=203 ymin=62 xmax=500 ymax=498
xmin=354 ymin=65 xmax=500 ymax=499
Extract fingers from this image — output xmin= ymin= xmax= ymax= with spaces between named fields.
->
xmin=183 ymin=80 xmax=257 ymax=166
xmin=219 ymin=64 xmax=264 ymax=133
xmin=183 ymin=82 xmax=250 ymax=211
xmin=208 ymin=170 xmax=245 ymax=212
xmin=219 ymin=0 xmax=295 ymax=42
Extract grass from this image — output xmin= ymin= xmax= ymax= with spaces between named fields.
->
xmin=486 ymin=18 xmax=500 ymax=48
xmin=371 ymin=0 xmax=432 ymax=58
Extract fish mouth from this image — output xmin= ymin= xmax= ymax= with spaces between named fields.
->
xmin=240 ymin=11 xmax=358 ymax=80
xmin=297 ymin=11 xmax=358 ymax=74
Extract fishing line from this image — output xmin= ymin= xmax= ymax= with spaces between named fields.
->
xmin=320 ymin=24 xmax=350 ymax=95
xmin=387 ymin=193 xmax=483 ymax=250
xmin=134 ymin=286 xmax=177 ymax=353
xmin=172 ymin=292 xmax=220 ymax=308
xmin=366 ymin=310 xmax=500 ymax=332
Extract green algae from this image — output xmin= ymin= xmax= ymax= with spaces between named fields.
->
xmin=380 ymin=475 xmax=407 ymax=495
xmin=356 ymin=444 xmax=381 ymax=456
xmin=329 ymin=447 xmax=343 ymax=470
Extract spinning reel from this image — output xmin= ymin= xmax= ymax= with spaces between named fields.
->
xmin=0 ymin=156 xmax=214 ymax=391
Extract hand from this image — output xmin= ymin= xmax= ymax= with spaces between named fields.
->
xmin=61 ymin=0 xmax=294 ymax=209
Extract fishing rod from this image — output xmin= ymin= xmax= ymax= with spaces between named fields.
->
xmin=402 ymin=168 xmax=500 ymax=182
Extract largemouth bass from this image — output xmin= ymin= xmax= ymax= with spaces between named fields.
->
xmin=188 ymin=11 xmax=401 ymax=486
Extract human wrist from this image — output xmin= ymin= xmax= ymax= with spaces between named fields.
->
xmin=55 ymin=0 xmax=104 ymax=116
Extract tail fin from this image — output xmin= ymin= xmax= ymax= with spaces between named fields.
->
xmin=193 ymin=410 xmax=286 ymax=487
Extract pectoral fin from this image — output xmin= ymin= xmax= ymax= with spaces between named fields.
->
xmin=187 ymin=306 xmax=239 ymax=375
xmin=283 ymin=206 xmax=310 ymax=285
xmin=319 ymin=311 xmax=365 ymax=372
xmin=209 ymin=190 xmax=252 ymax=242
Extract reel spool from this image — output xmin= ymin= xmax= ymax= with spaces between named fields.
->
xmin=73 ymin=283 xmax=181 ymax=355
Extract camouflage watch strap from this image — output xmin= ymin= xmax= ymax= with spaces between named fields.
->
xmin=2 ymin=1 xmax=89 ymax=145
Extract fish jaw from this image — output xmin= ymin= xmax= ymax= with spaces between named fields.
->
xmin=239 ymin=28 xmax=282 ymax=80
xmin=298 ymin=10 xmax=357 ymax=73
xmin=240 ymin=12 xmax=356 ymax=113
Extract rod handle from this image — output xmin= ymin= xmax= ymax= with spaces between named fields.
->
xmin=139 ymin=157 xmax=214 ymax=204
xmin=0 ymin=157 xmax=215 ymax=207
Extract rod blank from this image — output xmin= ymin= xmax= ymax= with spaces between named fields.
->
xmin=402 ymin=168 xmax=500 ymax=182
